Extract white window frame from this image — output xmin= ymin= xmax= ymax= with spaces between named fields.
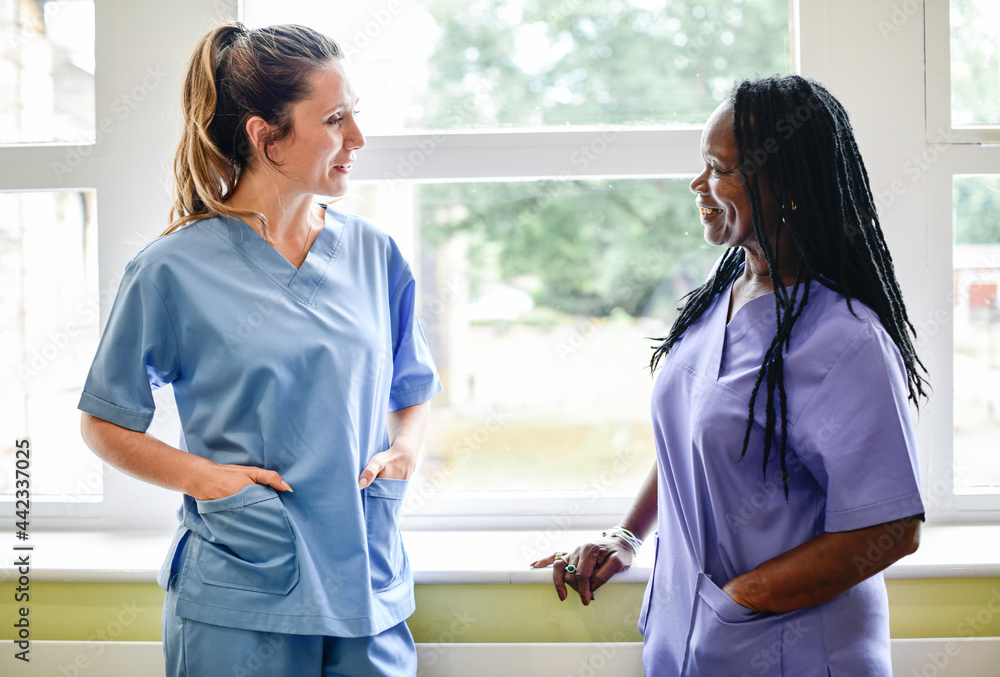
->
xmin=925 ymin=0 xmax=1000 ymax=143
xmin=921 ymin=0 xmax=1000 ymax=516
xmin=0 ymin=0 xmax=242 ymax=530
xmin=2 ymin=0 xmax=995 ymax=530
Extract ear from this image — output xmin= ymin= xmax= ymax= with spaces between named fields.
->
xmin=244 ymin=115 xmax=274 ymax=163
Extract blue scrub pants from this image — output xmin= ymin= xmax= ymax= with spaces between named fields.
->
xmin=162 ymin=573 xmax=417 ymax=677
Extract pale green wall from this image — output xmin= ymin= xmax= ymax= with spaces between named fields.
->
xmin=2 ymin=579 xmax=999 ymax=642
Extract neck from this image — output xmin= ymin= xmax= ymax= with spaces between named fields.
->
xmin=226 ymin=169 xmax=318 ymax=242
xmin=741 ymin=245 xmax=802 ymax=290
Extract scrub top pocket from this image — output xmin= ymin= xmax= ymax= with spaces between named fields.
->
xmin=191 ymin=484 xmax=299 ymax=595
xmin=363 ymin=478 xmax=408 ymax=592
xmin=682 ymin=572 xmax=782 ymax=677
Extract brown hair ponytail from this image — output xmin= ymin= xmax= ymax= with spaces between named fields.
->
xmin=164 ymin=23 xmax=342 ymax=239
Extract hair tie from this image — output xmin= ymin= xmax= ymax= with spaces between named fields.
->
xmin=219 ymin=23 xmax=247 ymax=50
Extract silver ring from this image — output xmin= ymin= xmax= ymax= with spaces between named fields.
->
xmin=565 ymin=564 xmax=576 ymax=574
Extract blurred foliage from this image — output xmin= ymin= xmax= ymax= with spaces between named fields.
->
xmin=955 ymin=176 xmax=1000 ymax=245
xmin=415 ymin=0 xmax=1000 ymax=314
xmin=419 ymin=179 xmax=718 ymax=317
xmin=950 ymin=0 xmax=1000 ymax=126
xmin=418 ymin=0 xmax=788 ymax=128
xmin=416 ymin=0 xmax=788 ymax=318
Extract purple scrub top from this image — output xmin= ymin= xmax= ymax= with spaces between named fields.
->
xmin=639 ymin=276 xmax=923 ymax=676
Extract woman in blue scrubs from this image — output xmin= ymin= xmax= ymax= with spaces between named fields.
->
xmin=533 ymin=75 xmax=927 ymax=675
xmin=78 ymin=23 xmax=440 ymax=676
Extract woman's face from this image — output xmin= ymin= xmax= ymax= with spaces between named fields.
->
xmin=266 ymin=61 xmax=365 ymax=199
xmin=689 ymin=101 xmax=776 ymax=252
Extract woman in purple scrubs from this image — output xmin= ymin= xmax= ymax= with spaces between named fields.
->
xmin=533 ymin=75 xmax=928 ymax=675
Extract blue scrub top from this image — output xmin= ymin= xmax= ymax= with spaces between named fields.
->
xmin=639 ymin=277 xmax=923 ymax=676
xmin=79 ymin=208 xmax=441 ymax=637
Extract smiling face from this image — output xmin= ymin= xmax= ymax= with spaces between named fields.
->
xmin=689 ymin=101 xmax=777 ymax=253
xmin=265 ymin=61 xmax=365 ymax=199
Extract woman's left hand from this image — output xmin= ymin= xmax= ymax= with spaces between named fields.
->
xmin=719 ymin=515 xmax=922 ymax=614
xmin=531 ymin=538 xmax=635 ymax=605
xmin=359 ymin=402 xmax=431 ymax=489
xmin=358 ymin=443 xmax=417 ymax=487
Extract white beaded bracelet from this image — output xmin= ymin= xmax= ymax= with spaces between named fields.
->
xmin=602 ymin=525 xmax=643 ymax=556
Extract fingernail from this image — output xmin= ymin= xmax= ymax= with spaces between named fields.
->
xmin=359 ymin=478 xmax=368 ymax=489
xmin=282 ymin=482 xmax=294 ymax=492
xmin=529 ymin=560 xmax=539 ymax=568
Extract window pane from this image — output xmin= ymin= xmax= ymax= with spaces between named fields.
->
xmin=338 ymin=179 xmax=719 ymax=496
xmin=0 ymin=191 xmax=100 ymax=500
xmin=953 ymin=175 xmax=1000 ymax=493
xmin=243 ymin=0 xmax=789 ymax=132
xmin=950 ymin=0 xmax=1000 ymax=126
xmin=0 ymin=0 xmax=95 ymax=144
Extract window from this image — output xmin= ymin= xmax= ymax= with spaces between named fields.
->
xmin=1 ymin=0 xmax=994 ymax=527
xmin=928 ymin=0 xmax=1000 ymax=142
xmin=952 ymin=175 xmax=1000 ymax=495
xmin=0 ymin=1 xmax=209 ymax=526
xmin=244 ymin=0 xmax=789 ymax=132
xmin=949 ymin=0 xmax=1000 ymax=127
xmin=0 ymin=191 xmax=98 ymax=500
xmin=923 ymin=0 xmax=1000 ymax=513
xmin=244 ymin=0 xmax=790 ymax=524
xmin=0 ymin=0 xmax=101 ymax=510
xmin=0 ymin=0 xmax=95 ymax=144
xmin=339 ymin=179 xmax=717 ymax=507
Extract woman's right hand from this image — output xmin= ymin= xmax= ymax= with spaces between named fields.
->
xmin=80 ymin=414 xmax=293 ymax=501
xmin=531 ymin=537 xmax=635 ymax=606
xmin=189 ymin=457 xmax=293 ymax=501
xmin=530 ymin=464 xmax=658 ymax=606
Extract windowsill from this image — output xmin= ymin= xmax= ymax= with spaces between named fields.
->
xmin=5 ymin=524 xmax=1000 ymax=584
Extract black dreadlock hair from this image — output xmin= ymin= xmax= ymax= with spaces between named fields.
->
xmin=650 ymin=75 xmax=929 ymax=496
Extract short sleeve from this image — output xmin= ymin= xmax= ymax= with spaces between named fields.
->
xmin=387 ymin=262 xmax=441 ymax=411
xmin=789 ymin=325 xmax=924 ymax=532
xmin=77 ymin=259 xmax=181 ymax=432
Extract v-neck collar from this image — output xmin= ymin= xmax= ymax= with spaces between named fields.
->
xmin=697 ymin=282 xmax=734 ymax=380
xmin=207 ymin=207 xmax=345 ymax=305
xmin=699 ymin=271 xmax=818 ymax=381
xmin=726 ymin=284 xmax=778 ymax=337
